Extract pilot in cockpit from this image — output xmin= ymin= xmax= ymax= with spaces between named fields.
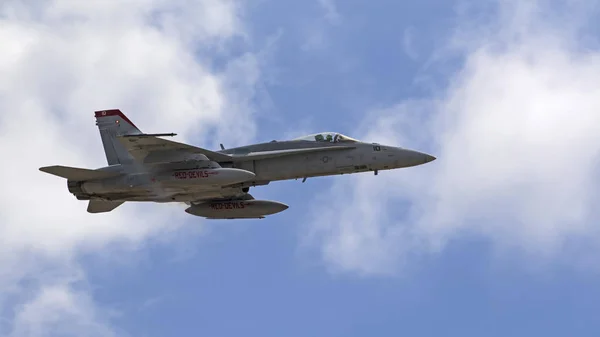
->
xmin=296 ymin=132 xmax=358 ymax=143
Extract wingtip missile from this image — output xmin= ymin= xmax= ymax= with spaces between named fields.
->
xmin=121 ymin=133 xmax=177 ymax=138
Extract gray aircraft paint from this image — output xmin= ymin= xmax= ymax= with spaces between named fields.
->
xmin=40 ymin=110 xmax=436 ymax=219
xmin=95 ymin=110 xmax=142 ymax=165
xmin=222 ymin=140 xmax=433 ymax=181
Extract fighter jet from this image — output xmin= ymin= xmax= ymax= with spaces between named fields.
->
xmin=39 ymin=109 xmax=435 ymax=219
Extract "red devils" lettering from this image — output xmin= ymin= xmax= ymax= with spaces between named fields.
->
xmin=209 ymin=202 xmax=246 ymax=210
xmin=172 ymin=170 xmax=219 ymax=180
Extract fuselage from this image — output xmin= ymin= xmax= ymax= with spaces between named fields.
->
xmin=41 ymin=110 xmax=436 ymax=218
xmin=66 ymin=139 xmax=434 ymax=203
xmin=224 ymin=140 xmax=434 ymax=181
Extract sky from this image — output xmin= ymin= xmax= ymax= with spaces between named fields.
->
xmin=1 ymin=0 xmax=600 ymax=336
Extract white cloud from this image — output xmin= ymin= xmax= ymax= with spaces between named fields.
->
xmin=402 ymin=26 xmax=419 ymax=60
xmin=300 ymin=0 xmax=341 ymax=52
xmin=300 ymin=26 xmax=327 ymax=53
xmin=317 ymin=0 xmax=341 ymax=25
xmin=305 ymin=0 xmax=600 ymax=276
xmin=0 ymin=0 xmax=260 ymax=335
xmin=9 ymin=283 xmax=119 ymax=337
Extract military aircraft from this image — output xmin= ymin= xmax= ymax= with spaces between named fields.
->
xmin=39 ymin=109 xmax=435 ymax=219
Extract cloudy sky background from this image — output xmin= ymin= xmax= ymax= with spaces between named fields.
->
xmin=1 ymin=0 xmax=600 ymax=336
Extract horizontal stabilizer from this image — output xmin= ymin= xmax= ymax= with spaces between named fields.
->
xmin=87 ymin=200 xmax=124 ymax=213
xmin=39 ymin=165 xmax=121 ymax=181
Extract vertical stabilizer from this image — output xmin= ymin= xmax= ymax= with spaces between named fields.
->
xmin=94 ymin=109 xmax=142 ymax=165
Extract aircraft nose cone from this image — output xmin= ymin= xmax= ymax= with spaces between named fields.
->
xmin=424 ymin=154 xmax=436 ymax=163
xmin=395 ymin=148 xmax=436 ymax=167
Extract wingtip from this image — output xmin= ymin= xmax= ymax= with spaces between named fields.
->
xmin=39 ymin=166 xmax=55 ymax=173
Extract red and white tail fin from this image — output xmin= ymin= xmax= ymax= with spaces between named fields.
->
xmin=94 ymin=109 xmax=143 ymax=165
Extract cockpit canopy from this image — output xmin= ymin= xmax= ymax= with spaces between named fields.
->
xmin=293 ymin=132 xmax=359 ymax=143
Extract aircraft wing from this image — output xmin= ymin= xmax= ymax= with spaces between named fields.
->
xmin=119 ymin=136 xmax=355 ymax=163
xmin=117 ymin=136 xmax=232 ymax=163
xmin=229 ymin=145 xmax=356 ymax=161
